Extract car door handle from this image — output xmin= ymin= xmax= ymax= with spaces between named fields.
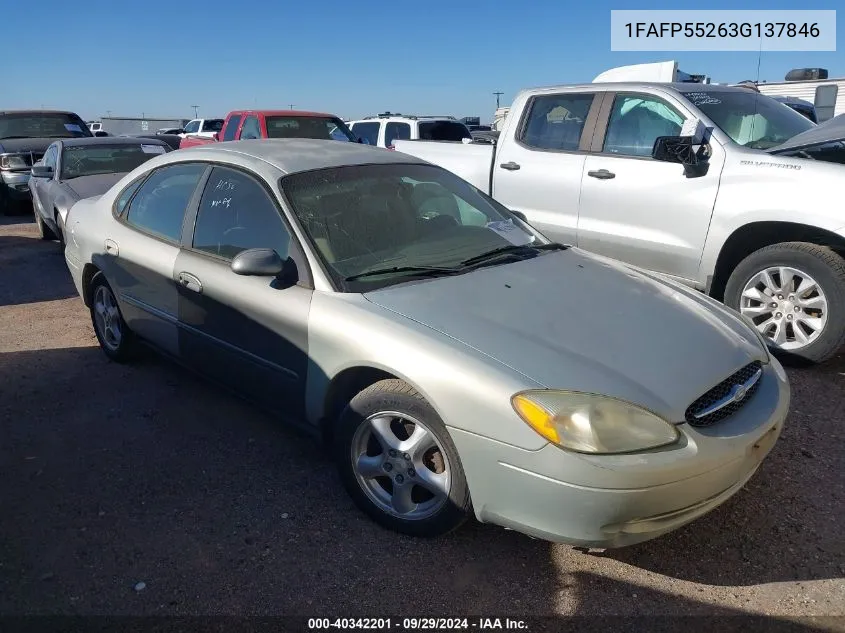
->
xmin=500 ymin=161 xmax=521 ymax=171
xmin=104 ymin=239 xmax=119 ymax=256
xmin=587 ymin=169 xmax=615 ymax=180
xmin=177 ymin=272 xmax=203 ymax=294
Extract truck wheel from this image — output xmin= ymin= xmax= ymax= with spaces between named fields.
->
xmin=334 ymin=379 xmax=471 ymax=538
xmin=724 ymin=242 xmax=845 ymax=364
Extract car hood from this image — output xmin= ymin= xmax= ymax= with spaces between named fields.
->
xmin=62 ymin=173 xmax=127 ymax=200
xmin=768 ymin=114 xmax=845 ymax=154
xmin=0 ymin=137 xmax=68 ymax=153
xmin=364 ymin=249 xmax=766 ymax=421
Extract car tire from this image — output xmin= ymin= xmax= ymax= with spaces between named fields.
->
xmin=33 ymin=205 xmax=56 ymax=241
xmin=724 ymin=241 xmax=845 ymax=364
xmin=89 ymin=274 xmax=137 ymax=362
xmin=334 ymin=379 xmax=472 ymax=538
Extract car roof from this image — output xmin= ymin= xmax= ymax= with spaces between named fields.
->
xmin=174 ymin=138 xmax=427 ymax=174
xmin=0 ymin=109 xmax=82 ymax=116
xmin=58 ymin=136 xmax=170 ymax=148
xmin=521 ymin=81 xmax=757 ymax=95
xmin=228 ymin=110 xmax=340 ymax=118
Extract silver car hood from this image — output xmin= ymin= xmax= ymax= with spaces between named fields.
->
xmin=62 ymin=173 xmax=127 ymax=200
xmin=364 ymin=249 xmax=765 ymax=421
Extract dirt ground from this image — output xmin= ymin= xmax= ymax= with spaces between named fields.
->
xmin=1 ymin=213 xmax=843 ymax=625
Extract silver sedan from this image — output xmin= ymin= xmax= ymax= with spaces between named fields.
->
xmin=62 ymin=139 xmax=790 ymax=547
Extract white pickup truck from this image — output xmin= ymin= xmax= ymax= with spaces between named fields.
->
xmin=394 ymin=82 xmax=845 ymax=363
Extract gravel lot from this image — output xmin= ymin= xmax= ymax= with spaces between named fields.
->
xmin=1 ymin=214 xmax=843 ymax=624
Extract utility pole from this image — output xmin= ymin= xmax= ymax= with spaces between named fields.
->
xmin=106 ymin=110 xmax=112 ymax=118
xmin=289 ymin=104 xmax=295 ymax=110
xmin=191 ymin=105 xmax=199 ymax=118
xmin=493 ymin=92 xmax=504 ymax=109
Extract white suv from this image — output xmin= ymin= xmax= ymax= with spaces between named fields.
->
xmin=348 ymin=113 xmax=472 ymax=149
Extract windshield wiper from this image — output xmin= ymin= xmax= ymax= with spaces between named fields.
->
xmin=344 ymin=265 xmax=460 ymax=282
xmin=459 ymin=242 xmax=568 ymax=267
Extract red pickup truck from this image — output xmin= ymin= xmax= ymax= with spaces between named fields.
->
xmin=179 ymin=110 xmax=358 ymax=148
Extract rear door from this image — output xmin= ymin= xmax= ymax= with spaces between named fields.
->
xmin=221 ymin=113 xmax=244 ymax=141
xmin=577 ymin=90 xmax=723 ymax=281
xmin=492 ymin=91 xmax=602 ymax=246
xmin=174 ymin=164 xmax=312 ymax=417
xmin=105 ymin=162 xmax=209 ymax=356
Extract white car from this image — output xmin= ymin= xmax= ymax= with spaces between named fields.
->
xmin=348 ymin=114 xmax=472 ymax=149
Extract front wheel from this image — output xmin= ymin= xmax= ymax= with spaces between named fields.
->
xmin=724 ymin=242 xmax=845 ymax=364
xmin=33 ymin=205 xmax=56 ymax=241
xmin=334 ymin=379 xmax=472 ymax=537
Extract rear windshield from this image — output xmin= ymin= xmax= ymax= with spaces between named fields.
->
xmin=418 ymin=120 xmax=472 ymax=141
xmin=0 ymin=113 xmax=92 ymax=140
xmin=265 ymin=116 xmax=356 ymax=142
xmin=203 ymin=119 xmax=225 ymax=132
xmin=61 ymin=143 xmax=168 ymax=179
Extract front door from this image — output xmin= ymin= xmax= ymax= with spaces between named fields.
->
xmin=30 ymin=144 xmax=58 ymax=216
xmin=492 ymin=91 xmax=602 ymax=246
xmin=577 ymin=91 xmax=724 ymax=282
xmin=104 ymin=162 xmax=208 ymax=356
xmin=175 ymin=164 xmax=312 ymax=417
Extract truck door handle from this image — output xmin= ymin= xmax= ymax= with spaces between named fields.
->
xmin=500 ymin=162 xmax=521 ymax=171
xmin=104 ymin=239 xmax=119 ymax=256
xmin=177 ymin=272 xmax=203 ymax=294
xmin=587 ymin=169 xmax=615 ymax=180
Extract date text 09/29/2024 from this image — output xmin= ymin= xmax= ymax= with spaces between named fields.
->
xmin=307 ymin=618 xmax=528 ymax=630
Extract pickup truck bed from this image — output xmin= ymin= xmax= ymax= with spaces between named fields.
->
xmin=393 ymin=139 xmax=495 ymax=193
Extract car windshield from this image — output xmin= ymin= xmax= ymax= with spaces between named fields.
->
xmin=60 ymin=144 xmax=167 ymax=179
xmin=418 ymin=120 xmax=472 ymax=141
xmin=280 ymin=163 xmax=545 ymax=291
xmin=681 ymin=90 xmax=816 ymax=149
xmin=0 ymin=113 xmax=92 ymax=139
xmin=265 ymin=116 xmax=357 ymax=142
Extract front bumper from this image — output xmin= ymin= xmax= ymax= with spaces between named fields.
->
xmin=449 ymin=358 xmax=790 ymax=548
xmin=1 ymin=171 xmax=32 ymax=200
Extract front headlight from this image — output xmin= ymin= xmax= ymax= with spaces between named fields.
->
xmin=511 ymin=390 xmax=680 ymax=454
xmin=0 ymin=154 xmax=29 ymax=170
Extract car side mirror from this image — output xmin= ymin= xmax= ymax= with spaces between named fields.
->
xmin=652 ymin=136 xmax=700 ymax=165
xmin=31 ymin=165 xmax=53 ymax=178
xmin=213 ymin=132 xmax=220 ymax=141
xmin=509 ymin=210 xmax=528 ymax=223
xmin=231 ymin=248 xmax=286 ymax=276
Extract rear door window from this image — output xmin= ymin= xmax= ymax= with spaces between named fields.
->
xmin=239 ymin=116 xmax=261 ymax=140
xmin=417 ymin=120 xmax=472 ymax=141
xmin=350 ymin=122 xmax=380 ymax=146
xmin=518 ymin=93 xmax=595 ymax=151
xmin=124 ymin=163 xmax=206 ymax=242
xmin=384 ymin=122 xmax=411 ymax=148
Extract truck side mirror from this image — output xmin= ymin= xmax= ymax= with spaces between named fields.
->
xmin=652 ymin=136 xmax=699 ymax=166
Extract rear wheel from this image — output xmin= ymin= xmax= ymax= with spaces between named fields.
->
xmin=89 ymin=274 xmax=137 ymax=362
xmin=724 ymin=242 xmax=845 ymax=364
xmin=334 ymin=379 xmax=471 ymax=537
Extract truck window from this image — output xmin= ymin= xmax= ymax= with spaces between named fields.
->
xmin=183 ymin=120 xmax=200 ymax=134
xmin=222 ymin=114 xmax=243 ymax=141
xmin=350 ymin=122 xmax=380 ymax=146
xmin=603 ymin=94 xmax=684 ymax=158
xmin=518 ymin=94 xmax=594 ymax=151
xmin=202 ymin=119 xmax=225 ymax=133
xmin=240 ymin=116 xmax=261 ymax=140
xmin=417 ymin=121 xmax=471 ymax=142
xmin=265 ymin=116 xmax=356 ymax=141
xmin=814 ymin=85 xmax=838 ymax=122
xmin=681 ymin=90 xmax=814 ymax=149
xmin=384 ymin=122 xmax=411 ymax=148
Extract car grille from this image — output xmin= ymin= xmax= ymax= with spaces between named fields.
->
xmin=685 ymin=361 xmax=763 ymax=427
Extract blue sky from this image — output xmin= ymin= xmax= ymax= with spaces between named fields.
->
xmin=6 ymin=0 xmax=842 ymax=123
